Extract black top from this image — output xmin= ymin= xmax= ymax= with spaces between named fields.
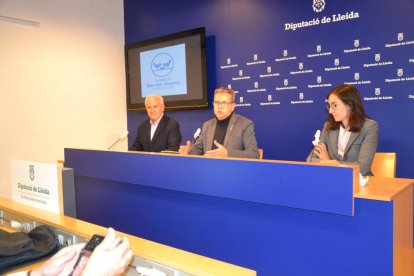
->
xmin=212 ymin=113 xmax=233 ymax=149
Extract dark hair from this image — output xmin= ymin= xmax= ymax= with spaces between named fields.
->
xmin=214 ymin=87 xmax=235 ymax=102
xmin=325 ymin=84 xmax=367 ymax=132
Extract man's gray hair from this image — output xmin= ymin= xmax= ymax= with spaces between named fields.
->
xmin=144 ymin=94 xmax=164 ymax=105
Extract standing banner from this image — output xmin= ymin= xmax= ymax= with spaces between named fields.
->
xmin=10 ymin=159 xmax=61 ymax=213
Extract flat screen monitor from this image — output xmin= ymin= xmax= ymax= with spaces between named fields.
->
xmin=125 ymin=27 xmax=208 ymax=111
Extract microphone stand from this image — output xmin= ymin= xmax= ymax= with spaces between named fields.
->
xmin=309 ymin=130 xmax=321 ymax=162
xmin=108 ymin=138 xmax=123 ymax=150
xmin=187 ymin=139 xmax=196 ymax=154
xmin=309 ymin=145 xmax=317 ymax=162
xmin=108 ymin=132 xmax=129 ymax=150
xmin=187 ymin=129 xmax=201 ymax=154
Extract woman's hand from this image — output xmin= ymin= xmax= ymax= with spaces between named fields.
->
xmin=315 ymin=143 xmax=330 ymax=161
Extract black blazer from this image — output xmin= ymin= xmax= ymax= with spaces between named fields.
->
xmin=129 ymin=115 xmax=182 ymax=152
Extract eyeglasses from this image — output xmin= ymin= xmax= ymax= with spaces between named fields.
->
xmin=212 ymin=101 xmax=234 ymax=108
xmin=326 ymin=103 xmax=337 ymax=111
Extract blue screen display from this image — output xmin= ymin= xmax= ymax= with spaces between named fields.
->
xmin=140 ymin=44 xmax=187 ymax=97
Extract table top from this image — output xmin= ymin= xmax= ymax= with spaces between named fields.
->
xmin=354 ymin=176 xmax=414 ymax=201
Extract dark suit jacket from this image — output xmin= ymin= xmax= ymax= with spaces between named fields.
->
xmin=307 ymin=118 xmax=378 ymax=176
xmin=190 ymin=113 xmax=259 ymax=159
xmin=129 ymin=115 xmax=182 ymax=152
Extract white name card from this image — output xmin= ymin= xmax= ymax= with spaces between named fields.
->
xmin=11 ymin=159 xmax=61 ymax=213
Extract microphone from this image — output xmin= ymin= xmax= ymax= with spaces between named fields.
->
xmin=107 ymin=131 xmax=129 ymax=150
xmin=187 ymin=128 xmax=201 ymax=154
xmin=309 ymin=130 xmax=321 ymax=162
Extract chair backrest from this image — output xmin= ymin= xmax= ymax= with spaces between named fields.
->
xmin=258 ymin=149 xmax=263 ymax=159
xmin=371 ymin=152 xmax=396 ymax=177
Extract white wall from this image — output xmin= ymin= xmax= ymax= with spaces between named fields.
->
xmin=0 ymin=0 xmax=127 ymax=197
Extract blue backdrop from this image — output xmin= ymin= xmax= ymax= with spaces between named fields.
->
xmin=124 ymin=0 xmax=414 ymax=178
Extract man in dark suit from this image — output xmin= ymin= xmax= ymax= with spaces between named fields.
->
xmin=129 ymin=95 xmax=182 ymax=152
xmin=182 ymin=87 xmax=259 ymax=159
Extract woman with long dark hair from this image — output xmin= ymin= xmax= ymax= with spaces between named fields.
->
xmin=307 ymin=84 xmax=378 ymax=176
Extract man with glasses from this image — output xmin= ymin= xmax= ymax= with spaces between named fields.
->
xmin=183 ymin=87 xmax=259 ymax=158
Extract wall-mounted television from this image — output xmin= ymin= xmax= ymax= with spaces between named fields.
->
xmin=125 ymin=27 xmax=208 ymax=112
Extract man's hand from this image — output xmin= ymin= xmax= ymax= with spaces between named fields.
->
xmin=179 ymin=141 xmax=191 ymax=155
xmin=82 ymin=228 xmax=133 ymax=276
xmin=204 ymin=140 xmax=228 ymax=157
xmin=30 ymin=243 xmax=85 ymax=276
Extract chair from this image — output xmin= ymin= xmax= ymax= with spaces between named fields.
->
xmin=371 ymin=152 xmax=396 ymax=177
xmin=258 ymin=148 xmax=263 ymax=159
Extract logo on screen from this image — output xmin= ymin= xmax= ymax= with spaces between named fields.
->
xmin=284 ymin=79 xmax=289 ymax=86
xmin=398 ymin=33 xmax=404 ymax=41
xmin=239 ymin=96 xmax=244 ymax=103
xmin=375 ymin=88 xmax=381 ymax=96
xmin=299 ymin=63 xmax=304 ymax=70
xmin=268 ymin=95 xmax=272 ymax=101
xmin=334 ymin=59 xmax=339 ymax=66
xmin=397 ymin=69 xmax=404 ymax=77
xmin=151 ymin=53 xmax=174 ymax=77
xmin=375 ymin=54 xmax=381 ymax=62
xmin=299 ymin=93 xmax=304 ymax=100
xmin=312 ymin=0 xmax=325 ymax=13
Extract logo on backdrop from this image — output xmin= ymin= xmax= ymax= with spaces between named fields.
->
xmin=247 ymin=53 xmax=266 ymax=65
xmin=308 ymin=44 xmax=332 ymax=58
xmin=275 ymin=50 xmax=297 ymax=61
xmin=29 ymin=165 xmax=35 ymax=181
xmin=308 ymin=76 xmax=332 ymax=88
xmin=221 ymin=57 xmax=238 ymax=69
xmin=291 ymin=62 xmax=314 ymax=75
xmin=225 ymin=3 xmax=411 ymax=106
xmin=354 ymin=39 xmax=360 ymax=48
xmin=232 ymin=69 xmax=251 ymax=81
xmin=344 ymin=39 xmax=371 ymax=53
xmin=236 ymin=96 xmax=252 ymax=107
xmin=247 ymin=81 xmax=266 ymax=93
xmin=151 ymin=53 xmax=174 ymax=77
xmin=291 ymin=93 xmax=314 ymax=105
xmin=364 ymin=87 xmax=393 ymax=102
xmin=312 ymin=0 xmax=326 ymax=13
